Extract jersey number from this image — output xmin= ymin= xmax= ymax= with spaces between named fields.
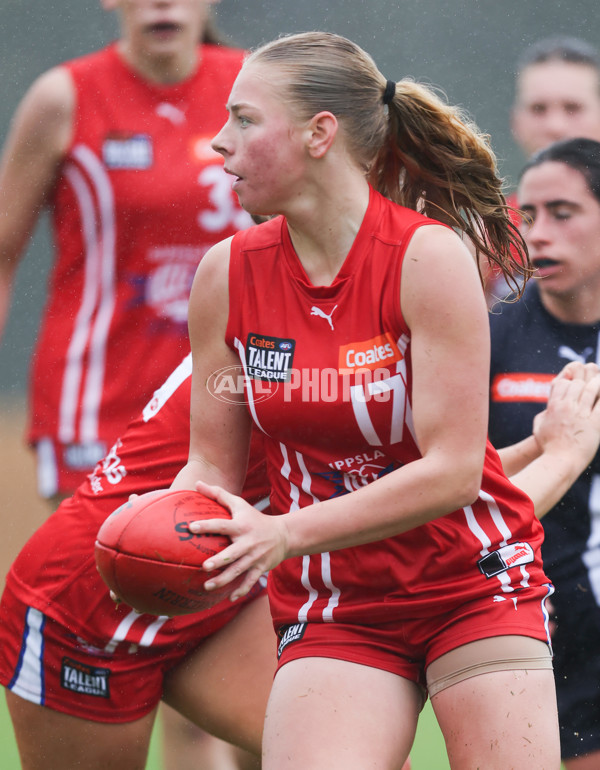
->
xmin=350 ymin=373 xmax=405 ymax=446
xmin=197 ymin=165 xmax=250 ymax=232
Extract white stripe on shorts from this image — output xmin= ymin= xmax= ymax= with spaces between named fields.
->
xmin=9 ymin=607 xmax=45 ymax=705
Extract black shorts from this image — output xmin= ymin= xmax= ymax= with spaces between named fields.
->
xmin=552 ymin=603 xmax=600 ymax=760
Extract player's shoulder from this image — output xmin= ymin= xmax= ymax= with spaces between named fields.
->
xmin=16 ymin=64 xmax=74 ymax=133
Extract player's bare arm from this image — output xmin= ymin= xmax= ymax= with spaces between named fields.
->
xmin=0 ymin=66 xmax=73 ymax=339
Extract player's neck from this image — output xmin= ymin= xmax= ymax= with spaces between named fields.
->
xmin=540 ymin=288 xmax=600 ymax=325
xmin=117 ymin=40 xmax=199 ymax=85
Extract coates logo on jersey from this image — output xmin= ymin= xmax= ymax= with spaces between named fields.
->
xmin=491 ymin=373 xmax=553 ymax=403
xmin=245 ymin=334 xmax=296 ymax=383
xmin=103 ymin=133 xmax=153 ymax=170
xmin=338 ymin=333 xmax=402 ymax=375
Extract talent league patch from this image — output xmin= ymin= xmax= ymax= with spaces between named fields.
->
xmin=478 ymin=542 xmax=534 ymax=578
xmin=277 ymin=623 xmax=307 ymax=658
xmin=246 ymin=333 xmax=296 ymax=382
xmin=103 ymin=134 xmax=153 ymax=169
xmin=61 ymin=657 xmax=110 ymax=698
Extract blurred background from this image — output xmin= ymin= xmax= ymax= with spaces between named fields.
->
xmin=1 ymin=0 xmax=599 ymax=397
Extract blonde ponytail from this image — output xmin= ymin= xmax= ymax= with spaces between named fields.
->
xmin=371 ymin=80 xmax=530 ymax=297
xmin=249 ymin=31 xmax=531 ymax=297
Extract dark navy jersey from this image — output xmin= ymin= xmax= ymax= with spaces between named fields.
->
xmin=489 ymin=282 xmax=600 ymax=614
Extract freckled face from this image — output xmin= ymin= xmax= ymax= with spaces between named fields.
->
xmin=518 ymin=161 xmax=600 ymax=302
xmin=211 ymin=63 xmax=309 ymax=216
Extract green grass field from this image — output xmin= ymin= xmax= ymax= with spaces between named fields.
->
xmin=0 ymin=690 xmax=450 ymax=769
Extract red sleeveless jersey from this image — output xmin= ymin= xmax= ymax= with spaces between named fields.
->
xmin=226 ymin=188 xmax=550 ymax=627
xmin=8 ymin=355 xmax=269 ymax=648
xmin=27 ymin=43 xmax=249 ymax=452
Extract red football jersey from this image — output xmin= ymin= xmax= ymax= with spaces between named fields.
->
xmin=226 ymin=188 xmax=550 ymax=627
xmin=8 ymin=355 xmax=269 ymax=648
xmin=27 ymin=43 xmax=249 ymax=455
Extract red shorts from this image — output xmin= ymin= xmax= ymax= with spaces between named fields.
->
xmin=0 ymin=578 xmax=262 ymax=723
xmin=34 ymin=437 xmax=108 ymax=499
xmin=275 ymin=583 xmax=554 ymax=689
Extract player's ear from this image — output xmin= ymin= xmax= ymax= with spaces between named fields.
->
xmin=306 ymin=112 xmax=338 ymax=159
xmin=100 ymin=0 xmax=120 ymax=11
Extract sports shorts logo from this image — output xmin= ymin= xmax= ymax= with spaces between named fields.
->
xmin=246 ymin=333 xmax=296 ymax=382
xmin=478 ymin=542 xmax=534 ymax=578
xmin=338 ymin=333 xmax=402 ymax=375
xmin=103 ymin=133 xmax=153 ymax=169
xmin=491 ymin=373 xmax=553 ymax=403
xmin=277 ymin=623 xmax=307 ymax=658
xmin=61 ymin=657 xmax=110 ymax=698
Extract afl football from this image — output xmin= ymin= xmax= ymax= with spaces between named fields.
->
xmin=95 ymin=489 xmax=241 ymax=616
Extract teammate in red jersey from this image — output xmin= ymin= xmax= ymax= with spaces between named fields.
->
xmin=167 ymin=31 xmax=564 ymax=769
xmin=0 ymin=354 xmax=273 ymax=770
xmin=0 ymin=0 xmax=250 ymax=507
xmin=0 ymin=2 xmax=258 ymax=767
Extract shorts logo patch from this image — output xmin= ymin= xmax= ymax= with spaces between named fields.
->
xmin=277 ymin=623 xmax=307 ymax=658
xmin=61 ymin=657 xmax=110 ymax=698
xmin=246 ymin=334 xmax=296 ymax=382
xmin=478 ymin=542 xmax=534 ymax=578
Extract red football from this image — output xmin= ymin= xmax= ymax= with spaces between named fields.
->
xmin=94 ymin=489 xmax=242 ymax=616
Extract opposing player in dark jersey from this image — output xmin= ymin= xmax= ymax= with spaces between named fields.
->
xmin=489 ymin=137 xmax=600 ymax=770
xmin=0 ymin=0 xmax=250 ymax=506
xmin=0 ymin=354 xmax=273 ymax=770
xmin=169 ymin=31 xmax=562 ymax=769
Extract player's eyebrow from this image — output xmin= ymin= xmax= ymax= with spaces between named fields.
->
xmin=520 ymin=199 xmax=580 ymax=212
xmin=227 ymin=102 xmax=252 ymax=114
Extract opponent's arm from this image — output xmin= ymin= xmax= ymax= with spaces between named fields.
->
xmin=0 ymin=66 xmax=73 ymax=340
xmin=510 ymin=364 xmax=600 ymax=518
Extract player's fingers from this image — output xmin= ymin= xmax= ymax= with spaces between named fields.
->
xmin=553 ymin=361 xmax=584 ymax=382
xmin=230 ymin=567 xmax=265 ymax=601
xmin=193 ymin=479 xmax=243 ymax=515
xmin=548 ymin=373 xmax=583 ymax=403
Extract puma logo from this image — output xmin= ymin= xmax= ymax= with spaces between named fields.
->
xmin=310 ymin=305 xmax=338 ymax=331
xmin=155 ymin=102 xmax=186 ymax=125
xmin=558 ymin=345 xmax=594 ymax=364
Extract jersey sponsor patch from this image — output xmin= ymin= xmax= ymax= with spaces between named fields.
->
xmin=478 ymin=542 xmax=534 ymax=578
xmin=491 ymin=373 xmax=553 ymax=402
xmin=277 ymin=622 xmax=307 ymax=658
xmin=338 ymin=333 xmax=403 ymax=375
xmin=61 ymin=657 xmax=110 ymax=698
xmin=103 ymin=133 xmax=153 ymax=169
xmin=246 ymin=334 xmax=296 ymax=382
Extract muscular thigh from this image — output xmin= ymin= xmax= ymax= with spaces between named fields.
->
xmin=430 ymin=637 xmax=560 ymax=769
xmin=262 ymin=657 xmax=421 ymax=770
